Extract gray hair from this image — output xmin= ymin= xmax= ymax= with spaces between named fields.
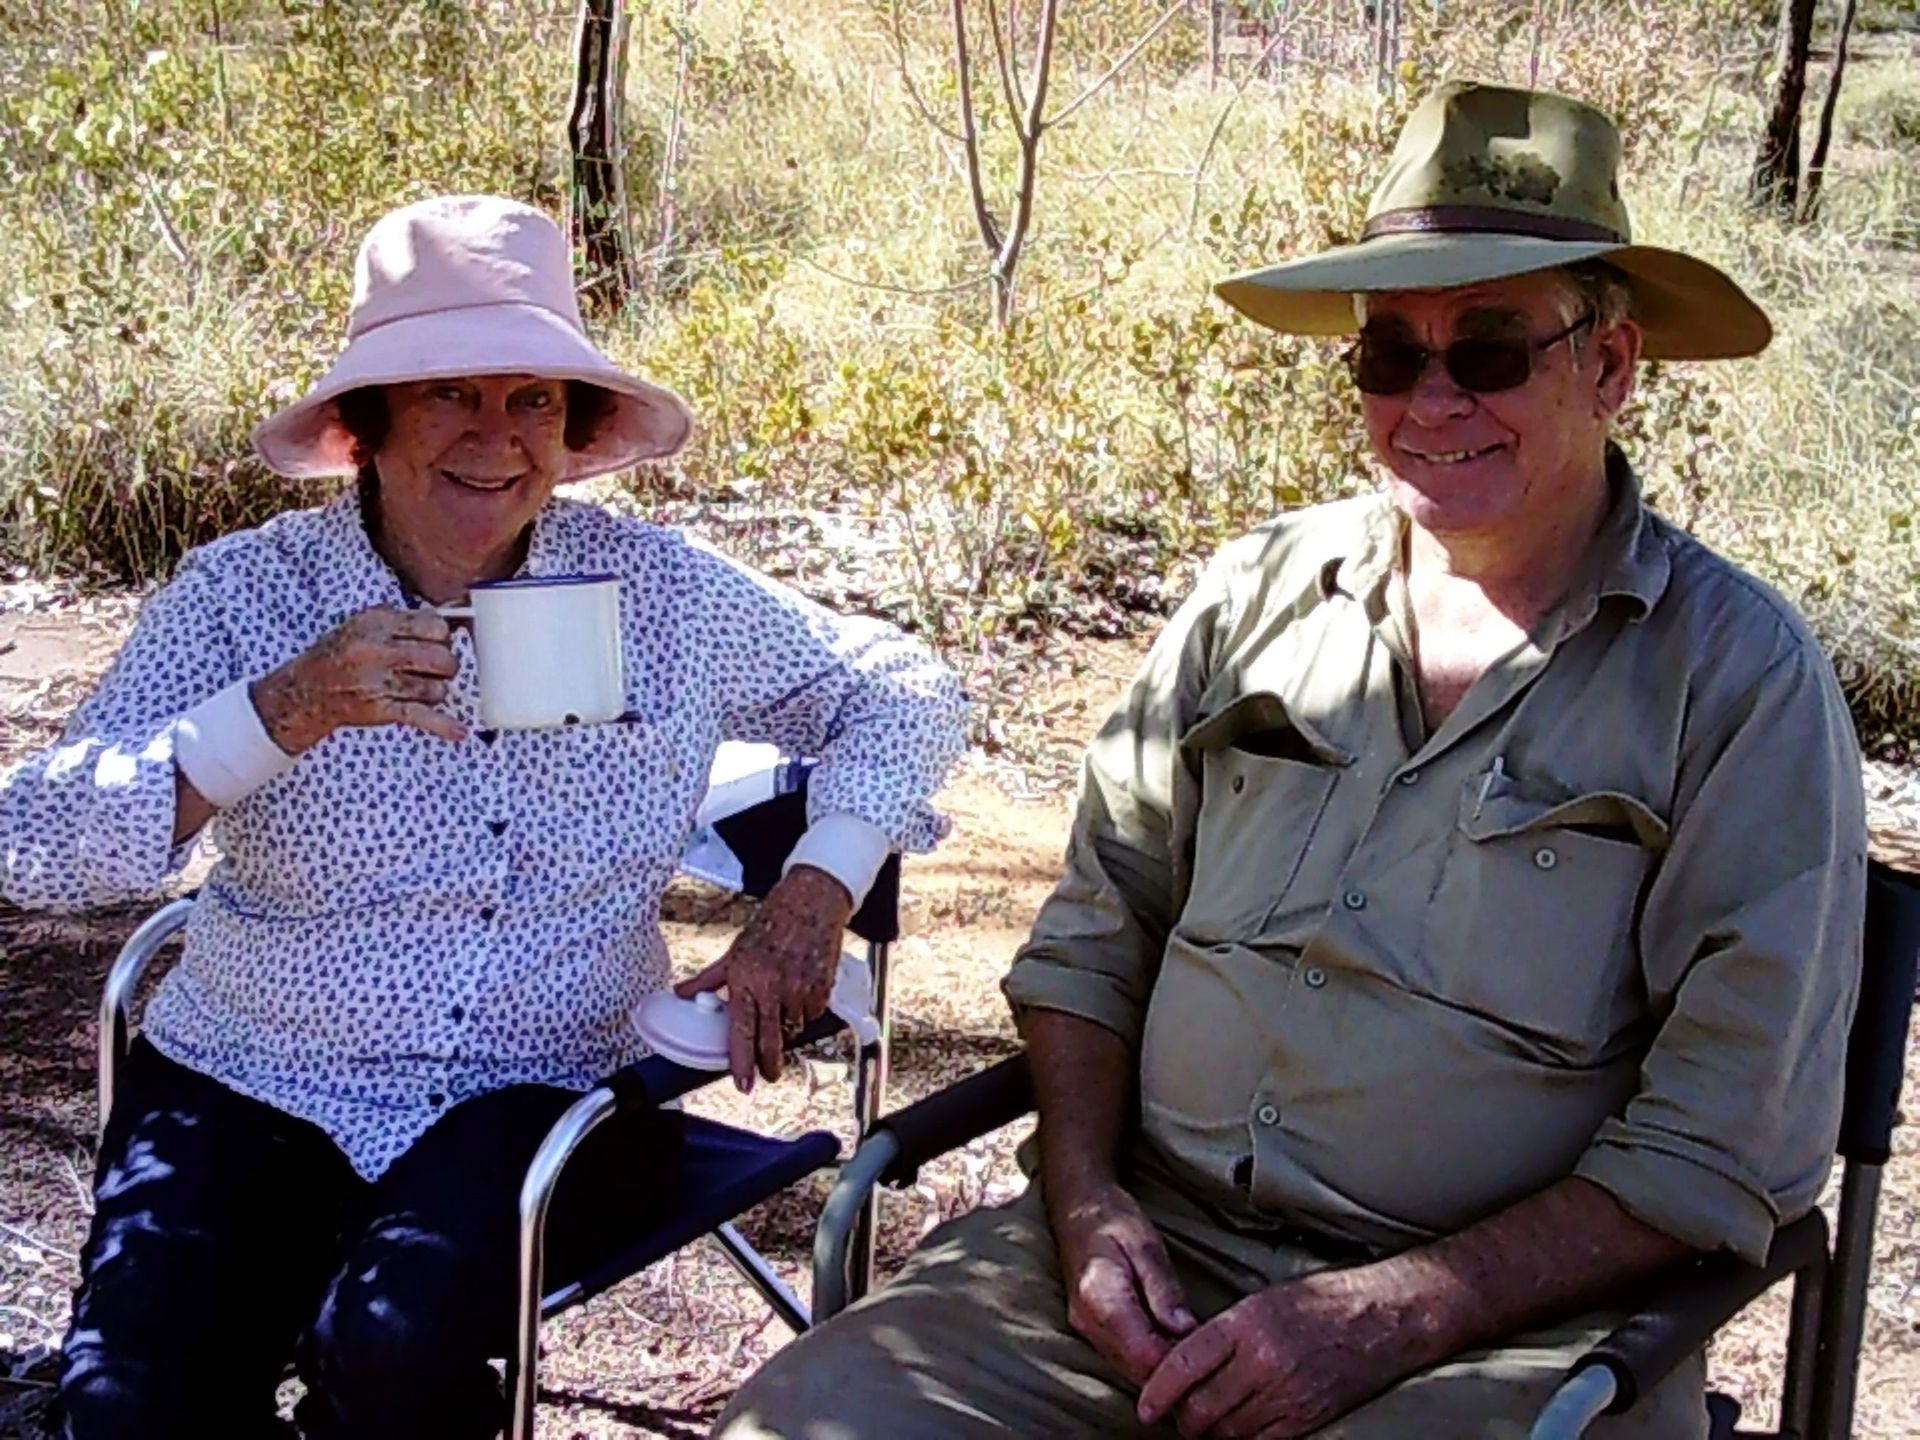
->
xmin=1557 ymin=260 xmax=1635 ymax=327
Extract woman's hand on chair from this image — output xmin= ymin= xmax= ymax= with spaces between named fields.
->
xmin=676 ymin=865 xmax=853 ymax=1092
xmin=253 ymin=606 xmax=464 ymax=753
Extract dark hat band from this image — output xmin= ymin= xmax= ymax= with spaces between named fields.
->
xmin=1362 ymin=205 xmax=1625 ymax=245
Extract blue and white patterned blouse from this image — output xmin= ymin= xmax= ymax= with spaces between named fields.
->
xmin=0 ymin=492 xmax=966 ymax=1177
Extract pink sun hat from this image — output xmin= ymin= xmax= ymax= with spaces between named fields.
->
xmin=252 ymin=194 xmax=694 ymax=482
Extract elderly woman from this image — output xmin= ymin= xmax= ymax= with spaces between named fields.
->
xmin=3 ymin=195 xmax=965 ymax=1439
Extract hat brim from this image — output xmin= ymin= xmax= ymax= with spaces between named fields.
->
xmin=1213 ymin=232 xmax=1771 ymax=361
xmin=251 ymin=302 xmax=695 ymax=482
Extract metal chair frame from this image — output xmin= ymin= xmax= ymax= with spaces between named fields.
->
xmin=96 ymin=756 xmax=896 ymax=1440
xmin=814 ymin=861 xmax=1920 ymax=1440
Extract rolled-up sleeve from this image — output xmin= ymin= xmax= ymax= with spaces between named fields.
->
xmin=1575 ymin=641 xmax=1866 ymax=1264
xmin=1 ymin=558 xmax=236 ymax=910
xmin=697 ymin=541 xmax=967 ymax=856
xmin=1001 ymin=556 xmax=1231 ymax=1046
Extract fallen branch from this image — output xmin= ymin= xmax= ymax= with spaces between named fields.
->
xmin=0 ymin=1219 xmax=75 ymax=1264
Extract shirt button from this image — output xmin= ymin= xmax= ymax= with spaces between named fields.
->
xmin=487 ymin=819 xmax=508 ymax=837
xmin=1303 ymin=967 xmax=1328 ymax=988
xmin=1342 ymin=889 xmax=1366 ymax=910
xmin=477 ymin=729 xmax=499 ymax=746
xmin=427 ymin=1092 xmax=446 ymax=1108
xmin=1397 ymin=770 xmax=1420 ymax=786
xmin=449 ymin=1005 xmax=466 ymax=1022
xmin=1231 ymin=775 xmax=1246 ymax=794
xmin=1534 ymin=847 xmax=1559 ymax=871
xmin=479 ymin=905 xmax=497 ymax=922
xmin=1255 ymin=1103 xmax=1280 ymax=1126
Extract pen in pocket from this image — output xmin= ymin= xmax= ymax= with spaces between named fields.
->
xmin=1474 ymin=755 xmax=1506 ymax=819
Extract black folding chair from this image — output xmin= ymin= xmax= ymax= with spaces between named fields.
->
xmin=97 ymin=746 xmax=899 ymax=1440
xmin=813 ymin=860 xmax=1920 ymax=1440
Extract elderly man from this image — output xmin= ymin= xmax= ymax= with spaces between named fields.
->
xmin=716 ymin=83 xmax=1866 ymax=1438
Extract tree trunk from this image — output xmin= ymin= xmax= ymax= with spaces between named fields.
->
xmin=567 ymin=0 xmax=636 ymax=310
xmin=1799 ymin=0 xmax=1859 ymax=222
xmin=1749 ymin=0 xmax=1818 ymax=214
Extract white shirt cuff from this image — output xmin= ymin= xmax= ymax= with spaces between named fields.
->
xmin=783 ymin=812 xmax=892 ymax=908
xmin=174 ymin=679 xmax=297 ymax=809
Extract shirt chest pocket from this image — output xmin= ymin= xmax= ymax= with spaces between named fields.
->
xmin=1179 ymin=692 xmax=1352 ymax=940
xmin=1419 ymin=772 xmax=1669 ymax=1064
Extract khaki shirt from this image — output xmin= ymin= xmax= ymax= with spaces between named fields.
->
xmin=1005 ymin=454 xmax=1866 ymax=1266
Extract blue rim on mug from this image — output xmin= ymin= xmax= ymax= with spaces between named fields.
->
xmin=470 ymin=573 xmax=619 ymax=591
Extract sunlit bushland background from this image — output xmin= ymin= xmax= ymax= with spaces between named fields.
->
xmin=4 ymin=4 xmax=1920 ymax=1435
xmin=1 ymin=0 xmax=1916 ymax=749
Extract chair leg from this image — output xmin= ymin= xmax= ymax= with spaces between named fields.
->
xmin=709 ymin=1223 xmax=810 ymax=1333
xmin=508 ymin=1086 xmax=620 ymax=1440
xmin=1809 ymin=1163 xmax=1882 ymax=1440
xmin=1779 ymin=1249 xmax=1827 ymax=1439
xmin=848 ymin=940 xmax=892 ymax=1303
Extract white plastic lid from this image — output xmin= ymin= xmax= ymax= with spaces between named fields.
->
xmin=633 ymin=989 xmax=732 ymax=1070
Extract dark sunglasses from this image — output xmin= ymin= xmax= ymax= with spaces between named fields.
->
xmin=1345 ymin=311 xmax=1596 ymax=396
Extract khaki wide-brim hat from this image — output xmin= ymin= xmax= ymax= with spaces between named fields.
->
xmin=253 ymin=195 xmax=694 ymax=481
xmin=1214 ymin=83 xmax=1771 ymax=361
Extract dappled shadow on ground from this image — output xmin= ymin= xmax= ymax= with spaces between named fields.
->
xmin=0 ymin=902 xmax=161 ymax=1439
xmin=0 ymin=903 xmax=150 ymax=1139
xmin=537 ymin=1385 xmax=722 ymax=1439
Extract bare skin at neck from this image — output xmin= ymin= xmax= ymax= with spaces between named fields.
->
xmin=372 ymin=505 xmax=531 ymax=607
xmin=1357 ymin=272 xmax=1642 ymax=730
xmin=1403 ymin=474 xmax=1610 ymax=730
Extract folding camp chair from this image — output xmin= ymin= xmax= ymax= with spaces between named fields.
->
xmin=814 ymin=860 xmax=1920 ymax=1440
xmin=97 ymin=744 xmax=898 ymax=1440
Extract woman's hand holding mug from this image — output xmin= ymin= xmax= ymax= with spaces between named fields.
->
xmin=253 ymin=605 xmax=465 ymax=753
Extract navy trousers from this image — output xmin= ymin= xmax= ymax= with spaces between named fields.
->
xmin=57 ymin=1038 xmax=684 ymax=1439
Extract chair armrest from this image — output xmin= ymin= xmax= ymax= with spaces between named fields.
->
xmin=869 ymin=1052 xmax=1033 ymax=1187
xmin=98 ymin=896 xmax=197 ymax=1138
xmin=602 ymin=1011 xmax=848 ymax=1114
xmin=1530 ymin=1210 xmax=1829 ymax=1439
xmin=811 ymin=1053 xmax=1033 ymax=1322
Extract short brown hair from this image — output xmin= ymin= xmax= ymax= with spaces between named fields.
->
xmin=335 ymin=380 xmax=619 ymax=469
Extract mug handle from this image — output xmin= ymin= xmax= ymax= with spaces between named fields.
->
xmin=435 ymin=603 xmax=474 ymax=620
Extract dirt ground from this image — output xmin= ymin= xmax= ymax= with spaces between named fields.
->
xmin=2 ymin=598 xmax=1918 ymax=1438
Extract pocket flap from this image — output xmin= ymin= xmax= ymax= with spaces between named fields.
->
xmin=1458 ymin=777 xmax=1670 ymax=851
xmin=1180 ymin=691 xmax=1353 ymax=767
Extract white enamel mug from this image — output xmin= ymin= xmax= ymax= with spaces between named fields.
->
xmin=439 ymin=574 xmax=626 ymax=730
